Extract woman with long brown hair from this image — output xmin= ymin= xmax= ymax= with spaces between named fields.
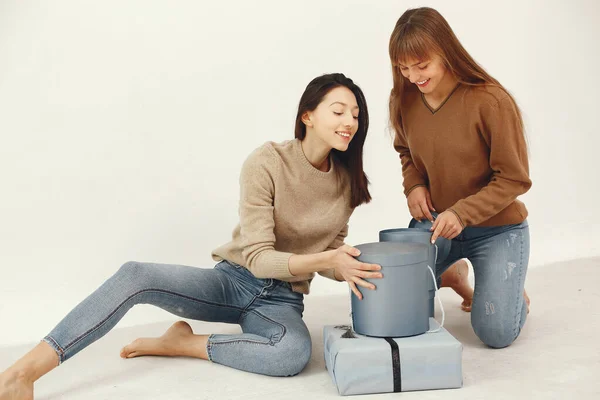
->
xmin=388 ymin=7 xmax=532 ymax=348
xmin=0 ymin=73 xmax=381 ymax=399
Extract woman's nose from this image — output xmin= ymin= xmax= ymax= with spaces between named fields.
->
xmin=409 ymin=73 xmax=420 ymax=83
xmin=344 ymin=114 xmax=355 ymax=127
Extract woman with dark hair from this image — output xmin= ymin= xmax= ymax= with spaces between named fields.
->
xmin=388 ymin=7 xmax=532 ymax=348
xmin=0 ymin=73 xmax=380 ymax=399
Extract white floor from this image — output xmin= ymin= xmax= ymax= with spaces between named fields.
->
xmin=1 ymin=257 xmax=599 ymax=400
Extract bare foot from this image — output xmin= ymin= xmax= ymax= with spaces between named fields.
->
xmin=0 ymin=371 xmax=34 ymax=400
xmin=524 ymin=289 xmax=530 ymax=314
xmin=120 ymin=321 xmax=196 ymax=359
xmin=440 ymin=259 xmax=474 ymax=312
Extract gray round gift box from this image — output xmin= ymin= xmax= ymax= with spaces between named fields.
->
xmin=379 ymin=228 xmax=448 ymax=317
xmin=351 ymin=242 xmax=431 ymax=338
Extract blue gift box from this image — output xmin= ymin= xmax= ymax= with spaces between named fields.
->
xmin=323 ymin=318 xmax=462 ymax=396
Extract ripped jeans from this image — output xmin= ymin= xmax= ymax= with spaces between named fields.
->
xmin=435 ymin=220 xmax=530 ymax=348
xmin=42 ymin=260 xmax=311 ymax=376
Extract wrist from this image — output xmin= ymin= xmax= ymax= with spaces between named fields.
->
xmin=326 ymin=250 xmax=344 ymax=281
xmin=289 ymin=250 xmax=338 ymax=276
xmin=324 ymin=249 xmax=336 ymax=265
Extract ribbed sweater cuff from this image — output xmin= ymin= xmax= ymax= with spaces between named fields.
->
xmin=257 ymin=251 xmax=294 ymax=279
xmin=405 ymin=183 xmax=427 ymax=197
xmin=448 ymin=207 xmax=466 ymax=228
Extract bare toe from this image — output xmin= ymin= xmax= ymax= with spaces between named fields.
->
xmin=120 ymin=338 xmax=146 ymax=359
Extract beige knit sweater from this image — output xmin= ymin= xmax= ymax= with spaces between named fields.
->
xmin=212 ymin=139 xmax=352 ymax=294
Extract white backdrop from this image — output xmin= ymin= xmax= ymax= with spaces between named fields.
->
xmin=1 ymin=0 xmax=598 ymax=346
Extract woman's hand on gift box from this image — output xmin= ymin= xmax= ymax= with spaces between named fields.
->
xmin=332 ymin=245 xmax=382 ymax=300
xmin=430 ymin=210 xmax=463 ymax=243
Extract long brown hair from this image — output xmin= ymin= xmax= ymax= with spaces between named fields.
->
xmin=295 ymin=73 xmax=371 ymax=208
xmin=388 ymin=7 xmax=524 ymax=139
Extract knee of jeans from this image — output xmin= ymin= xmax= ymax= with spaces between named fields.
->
xmin=117 ymin=261 xmax=149 ymax=286
xmin=118 ymin=261 xmax=140 ymax=275
xmin=270 ymin=331 xmax=312 ymax=376
xmin=472 ymin=322 xmax=518 ymax=349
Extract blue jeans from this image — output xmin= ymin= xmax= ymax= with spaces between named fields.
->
xmin=435 ymin=220 xmax=530 ymax=348
xmin=42 ymin=260 xmax=311 ymax=377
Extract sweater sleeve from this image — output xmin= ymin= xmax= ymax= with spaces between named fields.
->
xmin=448 ymin=94 xmax=532 ymax=227
xmin=238 ymin=146 xmax=295 ymax=279
xmin=317 ymin=223 xmax=349 ymax=282
xmin=393 ymin=126 xmax=428 ymax=196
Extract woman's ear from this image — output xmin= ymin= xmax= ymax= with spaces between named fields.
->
xmin=301 ymin=111 xmax=313 ymax=128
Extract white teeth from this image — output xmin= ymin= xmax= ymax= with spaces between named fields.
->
xmin=336 ymin=131 xmax=350 ymax=138
xmin=417 ymin=79 xmax=429 ymax=85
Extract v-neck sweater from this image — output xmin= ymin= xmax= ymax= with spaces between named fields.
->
xmin=393 ymin=84 xmax=532 ymax=227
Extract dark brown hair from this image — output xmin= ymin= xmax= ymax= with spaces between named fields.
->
xmin=295 ymin=73 xmax=371 ymax=208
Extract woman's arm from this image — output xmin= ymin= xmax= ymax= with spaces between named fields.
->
xmin=290 ymin=222 xmax=383 ymax=299
xmin=394 ymin=126 xmax=428 ymax=196
xmin=448 ymin=92 xmax=532 ymax=227
xmin=237 ymin=147 xmax=295 ymax=279
xmin=317 ymin=223 xmax=348 ymax=282
xmin=309 ymin=222 xmax=384 ymax=299
xmin=289 ymin=245 xmax=381 ymax=299
xmin=238 ymin=146 xmax=381 ymax=292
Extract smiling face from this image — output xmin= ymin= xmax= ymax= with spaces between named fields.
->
xmin=302 ymin=86 xmax=359 ymax=152
xmin=399 ymin=53 xmax=449 ymax=95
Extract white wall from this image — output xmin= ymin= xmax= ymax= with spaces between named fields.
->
xmin=1 ymin=0 xmax=598 ymax=346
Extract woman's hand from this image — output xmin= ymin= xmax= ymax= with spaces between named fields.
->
xmin=407 ymin=186 xmax=435 ymax=222
xmin=332 ymin=245 xmax=382 ymax=300
xmin=430 ymin=210 xmax=463 ymax=243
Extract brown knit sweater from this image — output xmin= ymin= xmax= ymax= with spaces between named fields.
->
xmin=394 ymin=84 xmax=532 ymax=227
xmin=212 ymin=139 xmax=351 ymax=294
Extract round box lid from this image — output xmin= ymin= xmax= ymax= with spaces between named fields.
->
xmin=379 ymin=227 xmax=451 ymax=264
xmin=354 ymin=242 xmax=429 ymax=266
